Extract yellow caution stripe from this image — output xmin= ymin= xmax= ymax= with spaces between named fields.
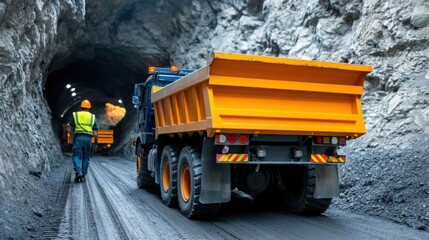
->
xmin=216 ymin=154 xmax=249 ymax=163
xmin=311 ymin=154 xmax=346 ymax=163
xmin=329 ymin=156 xmax=346 ymax=163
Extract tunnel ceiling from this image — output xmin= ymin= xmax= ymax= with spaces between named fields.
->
xmin=43 ymin=0 xmax=191 ymax=122
xmin=44 ymin=47 xmax=165 ymax=121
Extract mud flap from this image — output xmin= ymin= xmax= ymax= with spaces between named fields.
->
xmin=200 ymin=137 xmax=231 ymax=204
xmin=314 ymin=165 xmax=339 ymax=199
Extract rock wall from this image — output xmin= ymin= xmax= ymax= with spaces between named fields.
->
xmin=0 ymin=0 xmax=428 ymax=231
xmin=0 ymin=0 xmax=86 ymax=201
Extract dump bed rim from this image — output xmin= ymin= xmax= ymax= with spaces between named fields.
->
xmin=208 ymin=52 xmax=373 ymax=73
xmin=152 ymin=66 xmax=209 ymax=102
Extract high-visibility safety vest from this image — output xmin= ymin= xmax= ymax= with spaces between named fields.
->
xmin=73 ymin=111 xmax=95 ymax=135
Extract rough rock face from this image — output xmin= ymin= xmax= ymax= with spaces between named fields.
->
xmin=0 ymin=0 xmax=85 ymax=201
xmin=0 ymin=0 xmax=428 ymax=233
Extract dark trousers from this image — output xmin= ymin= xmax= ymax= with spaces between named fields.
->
xmin=72 ymin=134 xmax=92 ymax=176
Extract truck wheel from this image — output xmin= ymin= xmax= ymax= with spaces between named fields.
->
xmin=159 ymin=145 xmax=179 ymax=207
xmin=177 ymin=146 xmax=221 ymax=219
xmin=280 ymin=165 xmax=332 ymax=215
xmin=136 ymin=144 xmax=155 ymax=188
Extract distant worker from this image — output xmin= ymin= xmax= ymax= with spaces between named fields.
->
xmin=70 ymin=100 xmax=98 ymax=183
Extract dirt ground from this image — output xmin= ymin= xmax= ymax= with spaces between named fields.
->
xmin=1 ymin=149 xmax=428 ymax=239
xmin=0 ymin=156 xmax=70 ymax=239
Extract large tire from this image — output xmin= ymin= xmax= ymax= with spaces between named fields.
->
xmin=177 ymin=146 xmax=221 ymax=219
xmin=279 ymin=165 xmax=332 ymax=215
xmin=136 ymin=144 xmax=155 ymax=188
xmin=159 ymin=145 xmax=179 ymax=207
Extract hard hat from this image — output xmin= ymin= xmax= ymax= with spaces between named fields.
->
xmin=80 ymin=100 xmax=91 ymax=109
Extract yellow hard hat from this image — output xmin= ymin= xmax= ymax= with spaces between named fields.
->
xmin=80 ymin=100 xmax=91 ymax=109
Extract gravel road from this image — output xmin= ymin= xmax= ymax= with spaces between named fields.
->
xmin=46 ymin=156 xmax=429 ymax=240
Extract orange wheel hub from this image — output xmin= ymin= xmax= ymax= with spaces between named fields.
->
xmin=162 ymin=161 xmax=170 ymax=192
xmin=181 ymin=165 xmax=191 ymax=202
xmin=136 ymin=154 xmax=141 ymax=176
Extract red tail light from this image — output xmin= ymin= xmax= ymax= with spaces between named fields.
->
xmin=215 ymin=134 xmax=249 ymax=145
xmin=227 ymin=134 xmax=237 ymax=144
xmin=238 ymin=135 xmax=248 ymax=144
xmin=315 ymin=136 xmax=347 ymax=145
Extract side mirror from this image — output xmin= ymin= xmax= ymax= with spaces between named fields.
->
xmin=132 ymin=96 xmax=140 ymax=109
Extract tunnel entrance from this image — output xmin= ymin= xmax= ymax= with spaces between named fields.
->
xmin=43 ymin=48 xmax=166 ymax=154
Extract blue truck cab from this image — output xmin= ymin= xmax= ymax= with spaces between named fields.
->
xmin=132 ymin=67 xmax=194 ymax=148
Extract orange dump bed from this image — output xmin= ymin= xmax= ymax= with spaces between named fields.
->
xmin=152 ymin=52 xmax=372 ymax=138
xmin=92 ymin=129 xmax=114 ymax=145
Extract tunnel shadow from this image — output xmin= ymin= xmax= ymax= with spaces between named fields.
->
xmin=212 ymin=190 xmax=332 ymax=222
xmin=44 ymin=49 xmax=161 ymax=159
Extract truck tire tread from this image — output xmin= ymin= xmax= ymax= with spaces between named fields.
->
xmin=281 ymin=166 xmax=332 ymax=215
xmin=137 ymin=145 xmax=155 ymax=188
xmin=160 ymin=145 xmax=179 ymax=207
xmin=178 ymin=146 xmax=220 ymax=219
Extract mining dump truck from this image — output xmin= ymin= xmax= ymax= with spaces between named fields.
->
xmin=132 ymin=52 xmax=372 ymax=218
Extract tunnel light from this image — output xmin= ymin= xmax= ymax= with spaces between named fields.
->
xmin=118 ymin=99 xmax=123 ymax=104
xmin=66 ymin=84 xmax=71 ymax=89
xmin=60 ymin=114 xmax=64 ymax=118
xmin=71 ymin=88 xmax=76 ymax=92
xmin=170 ymin=66 xmax=178 ymax=72
xmin=71 ymin=92 xmax=76 ymax=97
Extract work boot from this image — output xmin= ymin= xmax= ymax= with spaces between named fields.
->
xmin=81 ymin=176 xmax=86 ymax=182
xmin=75 ymin=175 xmax=83 ymax=183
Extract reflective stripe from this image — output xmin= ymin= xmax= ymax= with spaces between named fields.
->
xmin=311 ymin=154 xmax=328 ymax=163
xmin=73 ymin=111 xmax=96 ymax=135
xmin=216 ymin=154 xmax=249 ymax=163
xmin=90 ymin=114 xmax=94 ymax=127
xmin=311 ymin=154 xmax=346 ymax=163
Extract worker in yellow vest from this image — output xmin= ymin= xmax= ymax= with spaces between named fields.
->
xmin=71 ymin=100 xmax=98 ymax=182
